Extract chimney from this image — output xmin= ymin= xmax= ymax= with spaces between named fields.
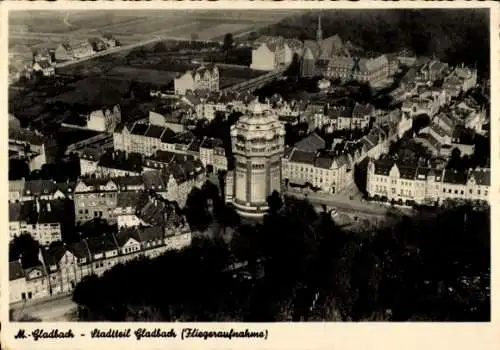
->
xmin=47 ymin=202 xmax=51 ymax=212
xmin=36 ymin=198 xmax=41 ymax=213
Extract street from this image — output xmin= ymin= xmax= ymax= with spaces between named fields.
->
xmin=10 ymin=293 xmax=77 ymax=322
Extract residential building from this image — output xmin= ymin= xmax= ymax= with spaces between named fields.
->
xmin=9 ymin=128 xmax=56 ymax=171
xmin=199 ymin=137 xmax=227 ymax=173
xmin=86 ymin=105 xmax=121 ymax=132
xmin=250 ymin=36 xmax=300 ymax=71
xmin=55 ymin=40 xmax=95 ymax=61
xmin=174 ymin=64 xmax=219 ymax=96
xmin=282 ymin=148 xmax=349 ymax=193
xmin=32 ymin=60 xmax=55 ymax=77
xmin=443 ymin=65 xmax=478 ymax=97
xmin=326 ymin=54 xmax=390 ymax=85
xmin=96 ymin=150 xmax=143 ymax=178
xmin=113 ymin=122 xmax=176 ymax=156
xmin=367 ymin=158 xmax=490 ymax=205
xmin=9 ymin=261 xmax=26 ymax=303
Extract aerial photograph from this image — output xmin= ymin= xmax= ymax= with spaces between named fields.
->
xmin=7 ymin=9 xmax=490 ymax=322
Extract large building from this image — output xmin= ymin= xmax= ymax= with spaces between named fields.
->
xmin=174 ymin=64 xmax=219 ymax=96
xmin=250 ymin=36 xmax=303 ymax=71
xmin=226 ymin=100 xmax=286 ymax=217
xmin=367 ymin=157 xmax=490 ymax=206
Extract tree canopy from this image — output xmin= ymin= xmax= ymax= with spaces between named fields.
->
xmin=71 ymin=195 xmax=490 ymax=322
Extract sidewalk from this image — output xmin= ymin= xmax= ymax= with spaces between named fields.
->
xmin=10 ymin=291 xmax=73 ymax=310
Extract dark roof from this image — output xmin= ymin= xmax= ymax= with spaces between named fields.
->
xmin=142 ymin=170 xmax=165 ymax=189
xmin=114 ymin=176 xmax=144 ymax=188
xmin=295 ymin=132 xmax=325 ymax=153
xmin=144 ymin=124 xmax=166 ymax=139
xmin=98 ymin=150 xmax=143 ymax=173
xmin=114 ymin=229 xmax=141 ymax=247
xmin=468 ymin=169 xmax=490 ymax=186
xmin=373 ymin=159 xmax=394 ymax=176
xmin=67 ymin=241 xmax=90 ymax=260
xmin=398 ymin=166 xmax=417 ymax=180
xmin=289 ymin=149 xmax=315 ymax=165
xmin=9 ymin=128 xmax=45 ymax=146
xmin=9 ymin=261 xmax=25 ymax=281
xmin=443 ymin=169 xmax=468 ymax=185
xmin=136 ymin=197 xmax=167 ymax=226
xmin=117 ymin=191 xmax=143 ymax=208
xmin=130 ymin=123 xmax=149 ymax=136
xmin=23 ymin=180 xmax=56 ymax=197
xmin=86 ymin=235 xmax=118 ymax=256
xmin=9 ymin=202 xmax=22 ymax=222
xmin=138 ymin=226 xmax=164 ymax=242
xmin=41 ymin=245 xmax=68 ymax=267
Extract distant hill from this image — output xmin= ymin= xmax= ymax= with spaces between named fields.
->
xmin=258 ymin=9 xmax=490 ymax=76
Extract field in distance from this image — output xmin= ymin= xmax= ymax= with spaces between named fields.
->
xmin=9 ymin=10 xmax=301 ymax=54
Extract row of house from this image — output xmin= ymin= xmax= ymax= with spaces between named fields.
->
xmin=9 ymin=223 xmax=192 ymax=304
xmin=55 ymin=35 xmax=117 ymax=61
xmin=282 ymin=122 xmax=395 ymax=193
xmin=367 ymin=157 xmax=490 ymax=206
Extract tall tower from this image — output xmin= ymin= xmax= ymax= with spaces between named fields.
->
xmin=228 ymin=99 xmax=286 ymax=217
xmin=316 ymin=14 xmax=323 ymax=42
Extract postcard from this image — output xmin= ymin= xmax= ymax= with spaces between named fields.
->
xmin=1 ymin=1 xmax=498 ymax=349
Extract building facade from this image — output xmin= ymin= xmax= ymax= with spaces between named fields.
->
xmin=174 ymin=65 xmax=219 ymax=96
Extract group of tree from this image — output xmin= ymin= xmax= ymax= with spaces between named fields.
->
xmin=259 ymin=9 xmax=490 ymax=76
xmin=71 ymin=191 xmax=490 ymax=322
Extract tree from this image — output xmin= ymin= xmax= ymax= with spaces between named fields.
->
xmin=9 ymin=234 xmax=41 ymax=268
xmin=222 ymin=33 xmax=234 ymax=59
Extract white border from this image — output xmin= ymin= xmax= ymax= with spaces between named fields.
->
xmin=1 ymin=1 xmax=498 ymax=350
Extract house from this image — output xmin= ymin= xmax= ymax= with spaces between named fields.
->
xmin=40 ymin=245 xmax=82 ymax=294
xmin=174 ymin=64 xmax=219 ymax=96
xmin=24 ymin=265 xmax=50 ymax=301
xmin=77 ymin=147 xmax=102 ymax=176
xmin=443 ymin=65 xmax=477 ymax=97
xmin=250 ymin=36 xmax=292 ymax=71
xmin=326 ymin=54 xmax=389 ymax=85
xmin=9 ymin=261 xmax=27 ymax=303
xmin=32 ymin=60 xmax=55 ymax=77
xmin=113 ymin=122 xmax=176 ymax=156
xmin=85 ymin=235 xmax=120 ymax=277
xmin=9 ymin=179 xmax=26 ymax=202
xmin=33 ymin=47 xmax=56 ymax=65
xmin=96 ymin=150 xmax=143 ymax=178
xmin=9 ymin=199 xmax=64 ymax=245
xmin=56 ymin=39 xmax=95 ymax=61
xmin=282 ymin=148 xmax=349 ymax=194
xmin=9 ymin=128 xmax=56 ymax=171
xmin=163 ymin=159 xmax=205 ymax=207
xmin=86 ymin=105 xmax=121 ymax=132
xmin=101 ymin=34 xmax=117 ymax=49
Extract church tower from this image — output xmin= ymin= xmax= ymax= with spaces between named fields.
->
xmin=316 ymin=14 xmax=323 ymax=42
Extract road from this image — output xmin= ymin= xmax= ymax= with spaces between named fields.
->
xmin=11 ymin=293 xmax=77 ymax=322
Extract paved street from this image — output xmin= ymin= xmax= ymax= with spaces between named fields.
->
xmin=11 ymin=293 xmax=77 ymax=322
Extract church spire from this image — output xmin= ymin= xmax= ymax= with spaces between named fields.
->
xmin=316 ymin=13 xmax=323 ymax=42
